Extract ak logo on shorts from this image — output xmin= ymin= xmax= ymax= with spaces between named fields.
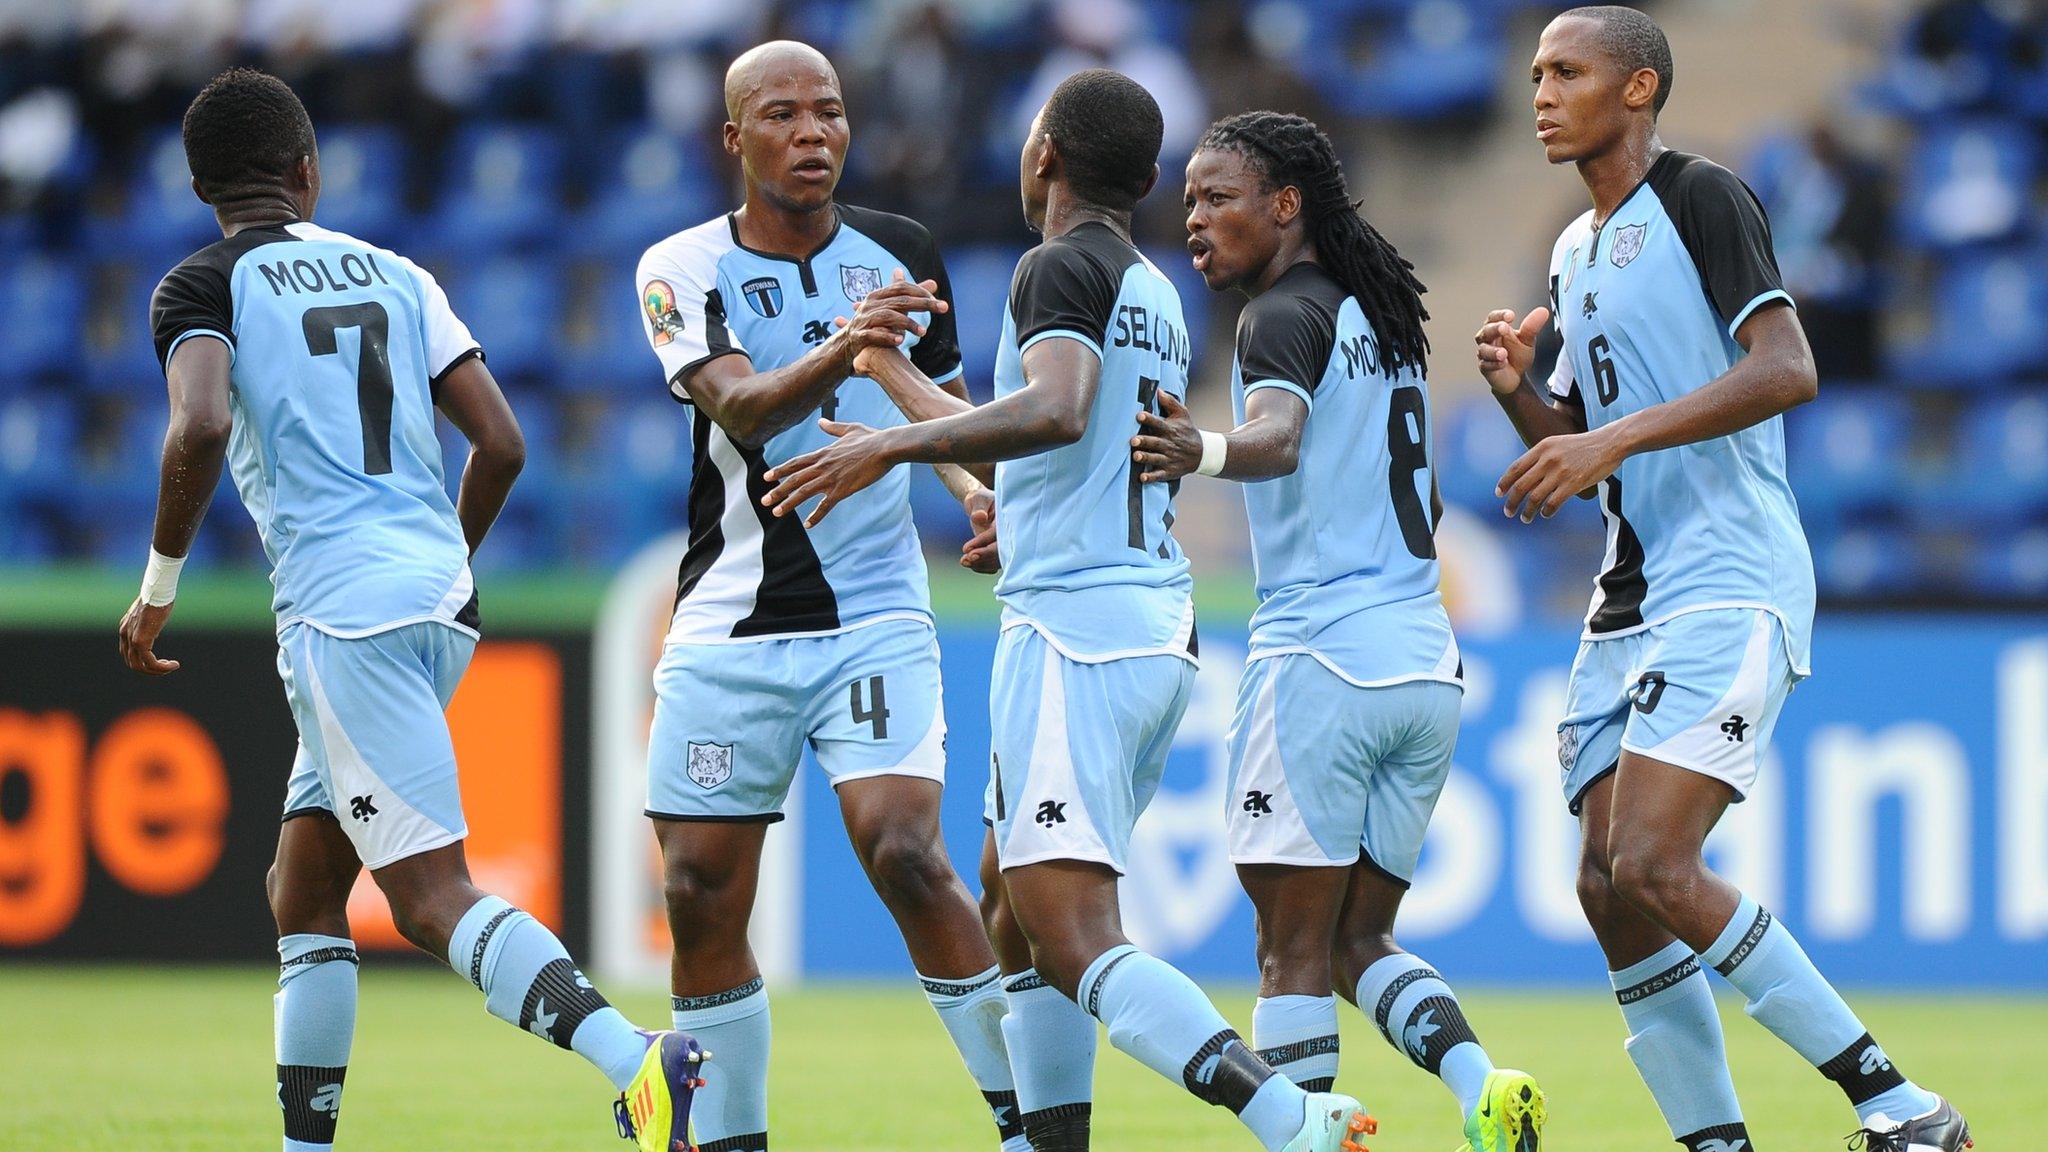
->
xmin=1721 ymin=714 xmax=1749 ymax=743
xmin=348 ymin=794 xmax=378 ymax=822
xmin=1242 ymin=790 xmax=1274 ymax=818
xmin=687 ymin=742 xmax=734 ymax=789
xmin=1034 ymin=800 xmax=1067 ymax=827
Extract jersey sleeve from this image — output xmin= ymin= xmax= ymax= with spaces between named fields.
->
xmin=637 ymin=242 xmax=746 ymax=400
xmin=1008 ymin=240 xmax=1119 ymax=357
xmin=1544 ymin=270 xmax=1580 ymax=406
xmin=1236 ymin=289 xmax=1335 ymax=408
xmin=875 ymin=215 xmax=964 ymax=386
xmin=1668 ymin=162 xmax=1794 ymax=336
xmin=150 ymin=261 xmax=235 ymax=372
xmin=397 ymin=256 xmax=484 ymax=389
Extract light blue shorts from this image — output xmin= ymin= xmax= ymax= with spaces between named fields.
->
xmin=278 ymin=620 xmax=476 ymax=870
xmin=984 ymin=624 xmax=1196 ymax=873
xmin=1558 ymin=608 xmax=1801 ymax=813
xmin=1225 ymin=655 xmax=1462 ymax=882
xmin=646 ymin=617 xmax=947 ymax=822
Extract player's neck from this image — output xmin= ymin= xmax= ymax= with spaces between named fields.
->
xmin=1040 ymin=187 xmax=1131 ymax=243
xmin=1247 ymin=238 xmax=1316 ymax=297
xmin=733 ymin=197 xmax=839 ymax=259
xmin=1577 ymin=130 xmax=1665 ymax=224
xmin=214 ymin=189 xmax=305 ymax=237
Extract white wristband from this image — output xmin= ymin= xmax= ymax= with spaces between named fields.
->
xmin=1195 ymin=430 xmax=1229 ymax=477
xmin=140 ymin=549 xmax=185 ymax=607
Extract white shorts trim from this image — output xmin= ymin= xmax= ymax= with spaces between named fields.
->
xmin=1246 ymin=647 xmax=1464 ymax=691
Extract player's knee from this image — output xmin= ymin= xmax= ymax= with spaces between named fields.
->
xmin=661 ymin=857 xmax=738 ymax=921
xmin=1608 ymin=842 xmax=1698 ymax=921
xmin=862 ymin=830 xmax=956 ymax=913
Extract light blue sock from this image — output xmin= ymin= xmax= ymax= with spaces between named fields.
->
xmin=276 ymin=934 xmax=357 ymax=1152
xmin=1080 ymin=944 xmax=1305 ymax=1152
xmin=1354 ymin=953 xmax=1493 ymax=1116
xmin=1610 ymin=939 xmax=1746 ymax=1142
xmin=1251 ymin=995 xmax=1339 ymax=1092
xmin=447 ymin=895 xmax=647 ymax=1091
xmin=1702 ymin=894 xmax=1938 ymax=1125
xmin=1001 ymin=968 xmax=1096 ymax=1144
xmin=672 ymin=978 xmax=771 ymax=1152
xmin=922 ymin=967 xmax=1027 ymax=1151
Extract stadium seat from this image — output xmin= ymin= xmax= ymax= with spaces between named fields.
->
xmin=575 ymin=128 xmax=725 ymax=259
xmin=566 ymin=398 xmax=694 ymax=564
xmin=1970 ymin=523 xmax=2048 ymax=597
xmin=1434 ymin=398 xmax=1528 ymax=514
xmin=1895 ymin=117 xmax=2038 ymax=251
xmin=0 ymin=255 xmax=85 ymax=388
xmin=444 ymin=256 xmax=564 ymax=385
xmin=1941 ymin=392 xmax=2048 ymax=524
xmin=1307 ymin=2 xmax=1508 ymax=121
xmin=940 ymin=245 xmax=1023 ymax=397
xmin=1809 ymin=518 xmax=1923 ymax=597
xmin=426 ymin=126 xmax=564 ymax=252
xmin=82 ymin=268 xmax=171 ymax=398
xmin=0 ymin=392 xmax=80 ymax=500
xmin=88 ymin=129 xmax=219 ymax=260
xmin=308 ymin=125 xmax=410 ymax=244
xmin=556 ymin=259 xmax=655 ymax=395
xmin=1783 ymin=391 xmax=1916 ymax=523
xmin=1887 ymin=248 xmax=2048 ymax=387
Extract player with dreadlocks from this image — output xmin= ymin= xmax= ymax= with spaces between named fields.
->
xmin=1133 ymin=110 xmax=1548 ymax=1152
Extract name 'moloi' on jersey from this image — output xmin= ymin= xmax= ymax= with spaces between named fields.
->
xmin=255 ymin=251 xmax=396 ymax=297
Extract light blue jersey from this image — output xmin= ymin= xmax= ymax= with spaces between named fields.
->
xmin=149 ymin=221 xmax=479 ymax=638
xmin=636 ymin=205 xmax=962 ymax=643
xmin=991 ymin=221 xmax=1196 ymax=662
xmin=1546 ymin=150 xmax=1816 ymax=672
xmin=1232 ymin=262 xmax=1460 ymax=687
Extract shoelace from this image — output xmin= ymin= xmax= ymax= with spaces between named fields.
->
xmin=1846 ymin=1125 xmax=1908 ymax=1152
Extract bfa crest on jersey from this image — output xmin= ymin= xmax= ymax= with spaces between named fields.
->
xmin=1610 ymin=223 xmax=1648 ymax=269
xmin=741 ymin=276 xmax=784 ymax=318
xmin=687 ymin=741 xmax=733 ymax=789
xmin=841 ymin=264 xmax=883 ymax=303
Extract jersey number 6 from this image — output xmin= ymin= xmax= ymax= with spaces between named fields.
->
xmin=303 ymin=302 xmax=396 ymax=476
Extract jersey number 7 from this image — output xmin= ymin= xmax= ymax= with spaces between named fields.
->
xmin=303 ymin=302 xmax=396 ymax=476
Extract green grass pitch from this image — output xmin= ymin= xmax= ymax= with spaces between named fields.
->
xmin=2 ymin=965 xmax=2035 ymax=1150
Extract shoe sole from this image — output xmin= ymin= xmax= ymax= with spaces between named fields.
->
xmin=1493 ymin=1072 xmax=1547 ymax=1152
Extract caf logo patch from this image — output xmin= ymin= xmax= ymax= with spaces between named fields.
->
xmin=644 ymin=279 xmax=685 ymax=347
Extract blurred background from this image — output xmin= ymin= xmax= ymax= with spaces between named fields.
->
xmin=3 ymin=1 xmax=2043 ymax=1148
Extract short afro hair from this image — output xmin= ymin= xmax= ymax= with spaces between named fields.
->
xmin=1038 ymin=69 xmax=1163 ymax=211
xmin=1563 ymin=5 xmax=1674 ymax=114
xmin=181 ymin=67 xmax=316 ymax=197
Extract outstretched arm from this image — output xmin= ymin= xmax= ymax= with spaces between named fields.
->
xmin=1496 ymin=303 xmax=1815 ymax=521
xmin=1130 ymin=387 xmax=1307 ymax=483
xmin=119 ymin=335 xmax=233 ymax=675
xmin=760 ymin=337 xmax=1099 ymax=526
xmin=856 ymin=345 xmax=994 ymax=488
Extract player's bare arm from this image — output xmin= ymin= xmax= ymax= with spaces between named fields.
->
xmin=1497 ymin=302 xmax=1815 ymax=522
xmin=847 ymin=334 xmax=1000 ymax=571
xmin=1131 ymin=387 xmax=1306 ymax=483
xmin=682 ymin=278 xmax=944 ymax=447
xmin=1477 ymin=305 xmax=1587 ymax=448
xmin=119 ymin=333 xmax=232 ymax=676
xmin=761 ymin=337 xmax=1098 ymax=527
xmin=433 ymin=355 xmax=525 ymax=555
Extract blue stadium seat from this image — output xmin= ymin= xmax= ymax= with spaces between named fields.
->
xmin=1308 ymin=3 xmax=1508 ymax=121
xmin=427 ymin=126 xmax=564 ymax=252
xmin=1810 ymin=519 xmax=1923 ymax=597
xmin=1945 ymin=392 xmax=2048 ymax=524
xmin=445 ymin=256 xmax=564 ymax=384
xmin=1971 ymin=524 xmax=2048 ymax=597
xmin=0 ymin=500 xmax=63 ymax=562
xmin=1896 ymin=117 xmax=2038 ymax=251
xmin=1783 ymin=391 xmax=1915 ymax=523
xmin=0 ymin=392 xmax=81 ymax=500
xmin=1435 ymin=398 xmax=1526 ymax=513
xmin=0 ymin=255 xmax=86 ymax=388
xmin=575 ymin=128 xmax=724 ymax=259
xmin=88 ymin=129 xmax=218 ymax=260
xmin=309 ymin=125 xmax=410 ymax=244
xmin=1888 ymin=249 xmax=2048 ymax=387
xmin=557 ymin=259 xmax=653 ymax=395
xmin=83 ymin=269 xmax=171 ymax=398
xmin=467 ymin=398 xmax=564 ymax=569
xmin=941 ymin=245 xmax=1023 ymax=397
xmin=565 ymin=398 xmax=694 ymax=564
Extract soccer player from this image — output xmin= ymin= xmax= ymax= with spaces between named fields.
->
xmin=761 ymin=68 xmax=1374 ymax=1152
xmin=1474 ymin=9 xmax=1970 ymax=1151
xmin=630 ymin=41 xmax=1022 ymax=1152
xmin=116 ymin=68 xmax=703 ymax=1152
xmin=1128 ymin=109 xmax=1547 ymax=1152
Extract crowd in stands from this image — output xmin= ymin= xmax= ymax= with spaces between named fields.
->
xmin=0 ymin=0 xmax=2041 ymax=607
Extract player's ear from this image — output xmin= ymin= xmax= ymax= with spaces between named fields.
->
xmin=1625 ymin=67 xmax=1660 ymax=113
xmin=722 ymin=120 xmax=742 ymax=158
xmin=1273 ymin=183 xmax=1301 ymax=228
xmin=1136 ymin=163 xmax=1158 ymax=201
xmin=1033 ymin=132 xmax=1059 ymax=182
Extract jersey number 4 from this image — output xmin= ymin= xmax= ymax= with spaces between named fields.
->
xmin=303 ymin=302 xmax=396 ymax=476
